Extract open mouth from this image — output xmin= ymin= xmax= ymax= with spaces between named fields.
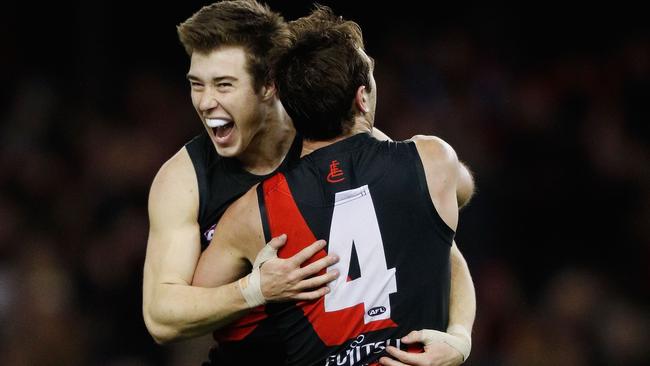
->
xmin=206 ymin=118 xmax=235 ymax=139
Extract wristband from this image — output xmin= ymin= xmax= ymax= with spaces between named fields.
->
xmin=238 ymin=242 xmax=279 ymax=308
xmin=421 ymin=325 xmax=471 ymax=362
xmin=238 ymin=267 xmax=265 ymax=307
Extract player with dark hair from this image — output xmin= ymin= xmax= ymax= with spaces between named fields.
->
xmin=193 ymin=5 xmax=475 ymax=365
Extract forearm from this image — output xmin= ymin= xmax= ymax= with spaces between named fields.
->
xmin=448 ymin=241 xmax=475 ymax=333
xmin=144 ymin=280 xmax=250 ymax=344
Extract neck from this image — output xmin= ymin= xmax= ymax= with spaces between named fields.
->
xmin=301 ymin=116 xmax=372 ymax=157
xmin=239 ymin=100 xmax=296 ymax=175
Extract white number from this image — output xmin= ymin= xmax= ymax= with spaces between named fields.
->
xmin=324 ymin=185 xmax=397 ymax=324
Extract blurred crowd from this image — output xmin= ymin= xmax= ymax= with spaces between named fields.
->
xmin=1 ymin=2 xmax=648 ymax=365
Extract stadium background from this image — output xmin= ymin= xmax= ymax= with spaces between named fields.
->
xmin=1 ymin=1 xmax=648 ymax=364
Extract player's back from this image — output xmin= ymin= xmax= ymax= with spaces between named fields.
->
xmin=258 ymin=132 xmax=454 ymax=366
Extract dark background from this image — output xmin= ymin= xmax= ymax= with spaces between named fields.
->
xmin=1 ymin=1 xmax=648 ymax=365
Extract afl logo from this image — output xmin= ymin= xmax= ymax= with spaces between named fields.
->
xmin=367 ymin=306 xmax=387 ymax=317
xmin=204 ymin=223 xmax=216 ymax=241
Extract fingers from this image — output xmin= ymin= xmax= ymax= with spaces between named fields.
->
xmin=378 ymin=355 xmax=408 ymax=366
xmin=290 ymin=286 xmax=331 ymax=301
xmin=384 ymin=346 xmax=420 ymax=365
xmin=267 ymin=234 xmax=288 ymax=249
xmin=295 ymin=269 xmax=339 ymax=290
xmin=401 ymin=330 xmax=424 ymax=345
xmin=290 ymin=239 xmax=327 ymax=265
xmin=297 ymin=253 xmax=339 ymax=278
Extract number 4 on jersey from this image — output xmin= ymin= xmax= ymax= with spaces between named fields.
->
xmin=325 ymin=185 xmax=397 ymax=324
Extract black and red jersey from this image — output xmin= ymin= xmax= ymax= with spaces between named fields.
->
xmin=185 ymin=132 xmax=302 ymax=250
xmin=185 ymin=132 xmax=302 ymax=365
xmin=254 ymin=133 xmax=454 ymax=366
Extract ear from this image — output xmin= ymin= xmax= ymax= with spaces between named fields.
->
xmin=355 ymin=85 xmax=370 ymax=113
xmin=260 ymin=83 xmax=276 ymax=101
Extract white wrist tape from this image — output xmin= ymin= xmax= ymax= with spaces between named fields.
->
xmin=238 ymin=243 xmax=279 ymax=308
xmin=239 ymin=268 xmax=265 ymax=307
xmin=253 ymin=243 xmax=278 ymax=268
xmin=422 ymin=325 xmax=472 ymax=362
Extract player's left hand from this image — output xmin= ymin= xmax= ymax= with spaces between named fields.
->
xmin=378 ymin=330 xmax=464 ymax=366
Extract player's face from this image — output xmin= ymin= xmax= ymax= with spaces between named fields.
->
xmin=187 ymin=46 xmax=272 ymax=158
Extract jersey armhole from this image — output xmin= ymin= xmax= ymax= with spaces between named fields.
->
xmin=407 ymin=142 xmax=456 ymax=243
xmin=257 ymin=183 xmax=272 ymax=243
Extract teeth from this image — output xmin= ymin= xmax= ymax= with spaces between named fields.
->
xmin=206 ymin=118 xmax=231 ymax=128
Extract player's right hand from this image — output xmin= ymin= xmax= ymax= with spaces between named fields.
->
xmin=259 ymin=235 xmax=339 ymax=302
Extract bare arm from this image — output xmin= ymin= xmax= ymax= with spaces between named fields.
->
xmin=142 ymin=148 xmax=252 ymax=344
xmin=381 ymin=136 xmax=475 ymax=366
xmin=192 ymin=186 xmax=340 ymax=301
xmin=449 ymin=241 xmax=475 ymax=335
xmin=457 ymin=162 xmax=474 ymax=208
xmin=143 ymin=150 xmax=339 ymax=344
xmin=373 ymin=128 xmax=473 ymax=208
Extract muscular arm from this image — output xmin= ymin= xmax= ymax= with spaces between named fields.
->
xmin=143 ymin=150 xmax=337 ymax=345
xmin=381 ymin=136 xmax=475 ymax=365
xmin=449 ymin=241 xmax=475 ymax=339
xmin=142 ymin=148 xmax=251 ymax=344
xmin=457 ymin=162 xmax=474 ymax=208
xmin=374 ymin=128 xmax=473 ymax=208
xmin=192 ymin=186 xmax=339 ymax=302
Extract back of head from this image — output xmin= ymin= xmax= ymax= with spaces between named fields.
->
xmin=177 ymin=0 xmax=288 ymax=91
xmin=274 ymin=5 xmax=371 ymax=140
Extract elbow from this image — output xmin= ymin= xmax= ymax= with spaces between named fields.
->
xmin=143 ymin=305 xmax=181 ymax=345
xmin=149 ymin=326 xmax=178 ymax=345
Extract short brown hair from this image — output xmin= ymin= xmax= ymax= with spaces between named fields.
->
xmin=177 ymin=0 xmax=288 ymax=91
xmin=274 ymin=5 xmax=371 ymax=140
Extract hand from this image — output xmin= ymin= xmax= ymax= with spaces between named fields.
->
xmin=259 ymin=234 xmax=339 ymax=302
xmin=379 ymin=330 xmax=464 ymax=366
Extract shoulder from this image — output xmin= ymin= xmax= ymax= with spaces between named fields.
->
xmin=148 ymin=147 xmax=199 ymax=223
xmin=410 ymin=135 xmax=459 ymax=169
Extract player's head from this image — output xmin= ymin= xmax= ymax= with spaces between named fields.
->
xmin=178 ymin=0 xmax=290 ymax=158
xmin=274 ymin=5 xmax=376 ymax=141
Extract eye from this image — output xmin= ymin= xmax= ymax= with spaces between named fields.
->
xmin=216 ymin=82 xmax=233 ymax=88
xmin=190 ymin=81 xmax=204 ymax=90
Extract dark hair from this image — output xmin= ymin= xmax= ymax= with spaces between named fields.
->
xmin=177 ymin=0 xmax=289 ymax=91
xmin=274 ymin=5 xmax=371 ymax=140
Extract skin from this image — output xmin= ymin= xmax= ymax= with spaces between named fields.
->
xmin=142 ymin=46 xmax=338 ymax=344
xmin=193 ymin=54 xmax=475 ymax=366
xmin=144 ymin=38 xmax=475 ymax=365
xmin=187 ymin=46 xmax=295 ymax=174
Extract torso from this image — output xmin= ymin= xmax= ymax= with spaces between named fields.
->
xmin=185 ymin=132 xmax=302 ymax=365
xmin=185 ymin=132 xmax=302 ymax=250
xmin=255 ymin=133 xmax=454 ymax=366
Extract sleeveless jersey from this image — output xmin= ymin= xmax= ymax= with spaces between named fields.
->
xmin=257 ymin=133 xmax=454 ymax=366
xmin=185 ymin=132 xmax=302 ymax=250
xmin=185 ymin=132 xmax=302 ymax=365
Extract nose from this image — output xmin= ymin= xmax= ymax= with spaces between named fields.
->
xmin=198 ymin=87 xmax=219 ymax=112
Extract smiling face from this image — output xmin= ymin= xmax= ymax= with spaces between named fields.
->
xmin=187 ymin=46 xmax=272 ymax=158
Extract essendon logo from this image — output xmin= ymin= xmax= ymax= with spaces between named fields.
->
xmin=327 ymin=160 xmax=345 ymax=183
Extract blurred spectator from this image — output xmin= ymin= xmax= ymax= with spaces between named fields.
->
xmin=1 ymin=2 xmax=648 ymax=365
